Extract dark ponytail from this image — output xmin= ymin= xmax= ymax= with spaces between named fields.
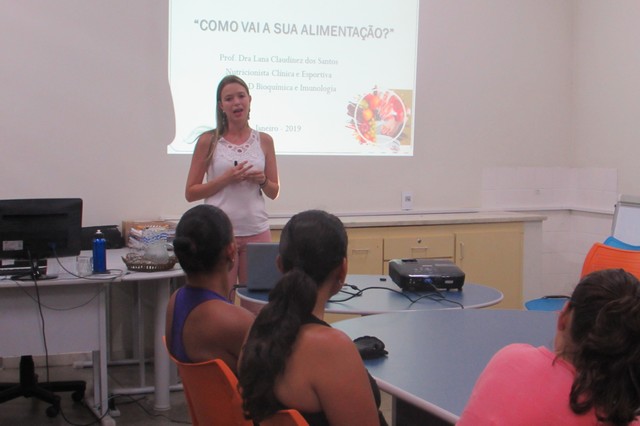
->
xmin=238 ymin=270 xmax=317 ymax=421
xmin=238 ymin=210 xmax=348 ymax=422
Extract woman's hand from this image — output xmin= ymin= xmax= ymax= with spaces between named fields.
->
xmin=244 ymin=170 xmax=266 ymax=186
xmin=228 ymin=161 xmax=254 ymax=183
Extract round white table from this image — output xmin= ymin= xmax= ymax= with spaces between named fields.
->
xmin=236 ymin=274 xmax=503 ymax=315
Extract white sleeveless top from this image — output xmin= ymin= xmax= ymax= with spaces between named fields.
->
xmin=204 ymin=129 xmax=269 ymax=236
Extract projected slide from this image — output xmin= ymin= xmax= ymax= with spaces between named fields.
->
xmin=167 ymin=0 xmax=419 ymax=156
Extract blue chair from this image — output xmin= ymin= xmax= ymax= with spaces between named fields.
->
xmin=524 ymin=295 xmax=569 ymax=311
xmin=603 ymin=236 xmax=640 ymax=251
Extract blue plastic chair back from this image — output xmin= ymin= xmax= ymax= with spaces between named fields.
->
xmin=524 ymin=296 xmax=569 ymax=311
xmin=603 ymin=236 xmax=640 ymax=251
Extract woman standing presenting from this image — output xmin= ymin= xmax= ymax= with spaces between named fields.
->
xmin=185 ymin=75 xmax=279 ymax=287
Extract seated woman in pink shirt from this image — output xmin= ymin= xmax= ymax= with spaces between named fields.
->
xmin=458 ymin=268 xmax=640 ymax=426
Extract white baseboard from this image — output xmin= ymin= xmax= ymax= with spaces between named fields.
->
xmin=1 ymin=352 xmax=92 ymax=370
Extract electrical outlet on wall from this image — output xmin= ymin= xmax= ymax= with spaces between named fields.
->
xmin=401 ymin=191 xmax=413 ymax=210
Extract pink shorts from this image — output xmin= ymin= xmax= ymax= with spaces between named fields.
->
xmin=228 ymin=229 xmax=272 ymax=293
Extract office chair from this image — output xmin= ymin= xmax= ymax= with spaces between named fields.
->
xmin=524 ymin=295 xmax=569 ymax=311
xmin=0 ymin=355 xmax=86 ymax=417
xmin=165 ymin=341 xmax=251 ymax=426
xmin=581 ymin=242 xmax=640 ymax=279
xmin=260 ymin=409 xmax=310 ymax=426
xmin=603 ymin=236 xmax=640 ymax=251
xmin=525 ymin=241 xmax=640 ymax=311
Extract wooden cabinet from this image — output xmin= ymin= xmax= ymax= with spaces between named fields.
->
xmin=454 ymin=227 xmax=523 ymax=309
xmin=271 ymin=229 xmax=385 ymax=275
xmin=383 ymin=233 xmax=454 ymax=274
xmin=347 ymin=237 xmax=383 ymax=275
xmin=347 ymin=223 xmax=523 ymax=308
xmin=383 ymin=234 xmax=454 ymax=259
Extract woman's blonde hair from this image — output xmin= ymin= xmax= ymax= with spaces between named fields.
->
xmin=203 ymin=75 xmax=251 ymax=162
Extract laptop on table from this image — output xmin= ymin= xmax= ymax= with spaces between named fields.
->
xmin=245 ymin=242 xmax=282 ymax=291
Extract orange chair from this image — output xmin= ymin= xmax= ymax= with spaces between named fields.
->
xmin=260 ymin=409 xmax=310 ymax=426
xmin=581 ymin=242 xmax=640 ymax=279
xmin=165 ymin=345 xmax=251 ymax=426
xmin=526 ymin=241 xmax=640 ymax=310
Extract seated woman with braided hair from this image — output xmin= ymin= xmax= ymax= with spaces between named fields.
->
xmin=165 ymin=204 xmax=254 ymax=374
xmin=238 ymin=210 xmax=387 ymax=426
xmin=458 ymin=268 xmax=640 ymax=426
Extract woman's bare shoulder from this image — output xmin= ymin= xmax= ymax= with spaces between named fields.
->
xmin=257 ymin=129 xmax=272 ymax=140
xmin=300 ymin=324 xmax=357 ymax=356
xmin=258 ymin=131 xmax=274 ymax=145
xmin=187 ymin=299 xmax=254 ymax=340
xmin=196 ymin=130 xmax=216 ymax=144
xmin=206 ymin=298 xmax=254 ymax=321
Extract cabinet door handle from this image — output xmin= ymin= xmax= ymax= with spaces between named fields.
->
xmin=459 ymin=242 xmax=465 ymax=261
xmin=411 ymin=246 xmax=428 ymax=253
xmin=351 ymin=248 xmax=370 ymax=254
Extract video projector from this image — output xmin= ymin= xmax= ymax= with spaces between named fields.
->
xmin=388 ymin=258 xmax=465 ymax=291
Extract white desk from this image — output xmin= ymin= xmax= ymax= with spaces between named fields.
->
xmin=102 ymin=249 xmax=184 ymax=411
xmin=0 ymin=271 xmax=112 ymax=424
xmin=0 ymin=248 xmax=185 ymax=422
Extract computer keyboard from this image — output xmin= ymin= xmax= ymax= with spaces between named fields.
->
xmin=0 ymin=262 xmax=47 ymax=277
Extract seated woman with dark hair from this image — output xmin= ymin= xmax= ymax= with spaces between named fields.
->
xmin=238 ymin=210 xmax=386 ymax=426
xmin=457 ymin=268 xmax=640 ymax=426
xmin=165 ymin=204 xmax=254 ymax=374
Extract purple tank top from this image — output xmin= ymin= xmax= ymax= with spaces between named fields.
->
xmin=169 ymin=286 xmax=230 ymax=363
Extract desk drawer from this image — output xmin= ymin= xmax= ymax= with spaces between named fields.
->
xmin=384 ymin=234 xmax=454 ymax=260
xmin=348 ymin=237 xmax=383 ymax=275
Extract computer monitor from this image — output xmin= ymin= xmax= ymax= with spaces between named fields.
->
xmin=0 ymin=198 xmax=83 ymax=279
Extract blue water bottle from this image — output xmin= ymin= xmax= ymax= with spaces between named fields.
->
xmin=92 ymin=229 xmax=107 ymax=274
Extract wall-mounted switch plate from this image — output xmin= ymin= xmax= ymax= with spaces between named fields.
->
xmin=402 ymin=191 xmax=413 ymax=210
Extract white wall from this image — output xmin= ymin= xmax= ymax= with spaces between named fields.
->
xmin=572 ymin=1 xmax=640 ymax=195
xmin=487 ymin=1 xmax=640 ymax=298
xmin=481 ymin=166 xmax=618 ymax=299
xmin=0 ymin=0 xmax=573 ymax=226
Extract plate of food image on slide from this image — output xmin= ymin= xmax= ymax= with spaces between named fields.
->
xmin=347 ymin=88 xmax=409 ymax=152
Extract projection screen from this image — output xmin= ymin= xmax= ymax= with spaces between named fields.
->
xmin=167 ymin=0 xmax=419 ymax=156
